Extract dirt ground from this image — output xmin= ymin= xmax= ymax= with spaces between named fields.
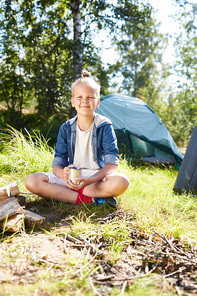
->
xmin=0 ymin=198 xmax=197 ymax=295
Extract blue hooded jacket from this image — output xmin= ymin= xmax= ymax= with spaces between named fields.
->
xmin=52 ymin=113 xmax=119 ymax=169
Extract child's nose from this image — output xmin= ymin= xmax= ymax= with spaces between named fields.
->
xmin=82 ymin=97 xmax=89 ymax=103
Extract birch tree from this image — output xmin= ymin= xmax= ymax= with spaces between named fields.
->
xmin=71 ymin=0 xmax=83 ymax=79
xmin=0 ymin=0 xmax=160 ymax=122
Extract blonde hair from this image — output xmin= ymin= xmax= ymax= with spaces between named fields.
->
xmin=72 ymin=69 xmax=101 ymax=98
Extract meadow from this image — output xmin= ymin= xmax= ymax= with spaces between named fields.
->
xmin=0 ymin=127 xmax=197 ymax=296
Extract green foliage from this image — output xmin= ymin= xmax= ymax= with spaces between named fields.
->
xmin=0 ymin=0 xmax=111 ymax=119
xmin=110 ymin=2 xmax=167 ymax=100
xmin=39 ymin=114 xmax=69 ymax=146
xmin=0 ymin=108 xmax=69 ymax=148
xmin=164 ymin=2 xmax=197 ymax=146
xmin=163 ymin=91 xmax=197 ymax=146
xmin=1 ymin=0 xmax=196 ymax=146
xmin=19 ymin=0 xmax=74 ymax=116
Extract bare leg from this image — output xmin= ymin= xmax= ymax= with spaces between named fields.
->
xmin=25 ymin=172 xmax=130 ymax=203
xmin=83 ymin=173 xmax=130 ymax=198
xmin=25 ymin=173 xmax=78 ymax=203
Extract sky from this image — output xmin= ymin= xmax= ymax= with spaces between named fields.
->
xmin=100 ymin=0 xmax=194 ymax=92
xmin=147 ymin=0 xmax=180 ymax=63
xmin=147 ymin=0 xmax=192 ymax=91
xmin=101 ymin=0 xmax=180 ymax=65
xmin=100 ymin=0 xmax=181 ymax=91
xmin=148 ymin=0 xmax=179 ymax=33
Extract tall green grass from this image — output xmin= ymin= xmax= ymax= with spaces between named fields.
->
xmin=0 ymin=126 xmax=53 ymax=176
xmin=1 ymin=126 xmax=197 ymax=242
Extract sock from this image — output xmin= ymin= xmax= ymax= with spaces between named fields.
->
xmin=74 ymin=187 xmax=94 ymax=204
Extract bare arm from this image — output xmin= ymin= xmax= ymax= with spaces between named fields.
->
xmin=53 ymin=165 xmax=64 ymax=179
xmin=86 ymin=163 xmax=117 ymax=183
xmin=53 ymin=163 xmax=118 ymax=189
xmin=67 ymin=163 xmax=118 ymax=190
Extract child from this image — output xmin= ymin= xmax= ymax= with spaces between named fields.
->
xmin=25 ymin=70 xmax=130 ymax=208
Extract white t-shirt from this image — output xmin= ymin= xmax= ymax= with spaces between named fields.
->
xmin=73 ymin=122 xmax=100 ymax=172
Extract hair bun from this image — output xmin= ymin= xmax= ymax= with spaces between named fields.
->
xmin=82 ymin=69 xmax=91 ymax=78
xmin=72 ymin=69 xmax=100 ymax=97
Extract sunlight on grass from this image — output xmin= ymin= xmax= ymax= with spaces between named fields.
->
xmin=125 ymin=276 xmax=176 ymax=296
xmin=119 ymin=161 xmax=197 ymax=240
xmin=65 ymin=212 xmax=132 ymax=264
xmin=0 ymin=126 xmax=53 ymax=178
xmin=1 ymin=126 xmax=197 ymax=241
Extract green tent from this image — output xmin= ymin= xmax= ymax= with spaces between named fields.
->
xmin=95 ymin=93 xmax=183 ymax=164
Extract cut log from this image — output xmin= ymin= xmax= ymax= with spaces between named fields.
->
xmin=0 ymin=188 xmax=7 ymax=200
xmin=0 ymin=213 xmax=23 ymax=232
xmin=22 ymin=209 xmax=46 ymax=229
xmin=0 ymin=197 xmax=22 ymax=222
xmin=0 ymin=183 xmax=20 ymax=200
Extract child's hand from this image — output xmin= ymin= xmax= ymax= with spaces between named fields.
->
xmin=63 ymin=164 xmax=74 ymax=182
xmin=66 ymin=177 xmax=89 ymax=190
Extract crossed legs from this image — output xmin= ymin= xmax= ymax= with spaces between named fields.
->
xmin=25 ymin=172 xmax=130 ymax=203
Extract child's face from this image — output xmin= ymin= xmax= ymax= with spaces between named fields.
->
xmin=71 ymin=83 xmax=100 ymax=116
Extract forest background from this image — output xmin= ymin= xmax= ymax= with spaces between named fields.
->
xmin=0 ymin=0 xmax=196 ymax=148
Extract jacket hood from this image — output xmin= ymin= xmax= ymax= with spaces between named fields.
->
xmin=69 ymin=113 xmax=112 ymax=129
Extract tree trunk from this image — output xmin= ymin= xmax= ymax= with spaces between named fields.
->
xmin=70 ymin=0 xmax=83 ymax=118
xmin=71 ymin=0 xmax=83 ymax=79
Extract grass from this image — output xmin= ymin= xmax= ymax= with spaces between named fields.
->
xmin=122 ymin=163 xmax=197 ymax=240
xmin=0 ymin=127 xmax=197 ymax=295
xmin=0 ymin=126 xmax=54 ymax=175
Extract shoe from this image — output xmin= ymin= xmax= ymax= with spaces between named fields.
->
xmin=93 ymin=197 xmax=117 ymax=209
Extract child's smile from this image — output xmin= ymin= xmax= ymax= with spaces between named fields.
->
xmin=71 ymin=84 xmax=100 ymax=116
